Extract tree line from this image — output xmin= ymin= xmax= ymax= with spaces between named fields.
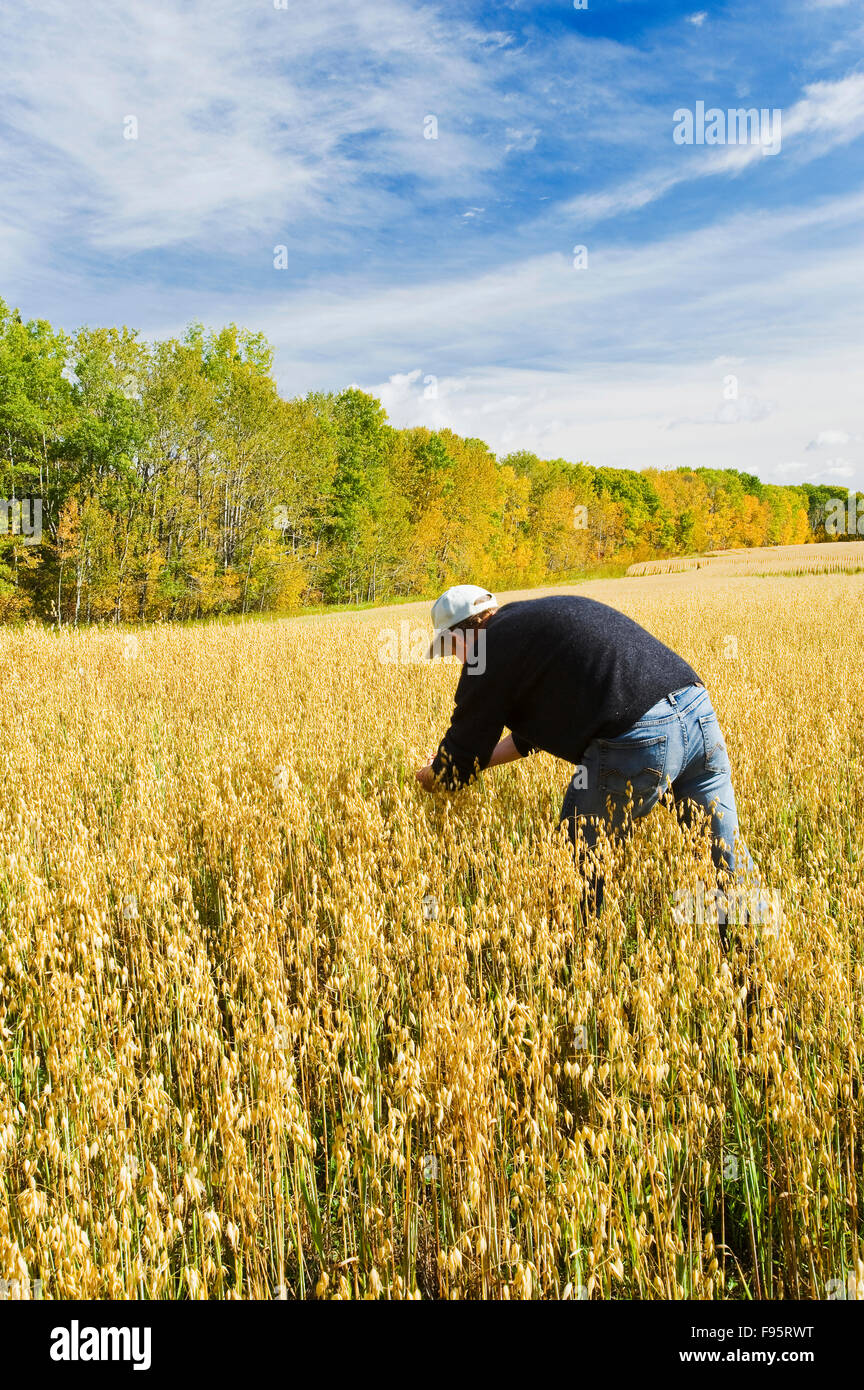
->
xmin=0 ymin=298 xmax=847 ymax=624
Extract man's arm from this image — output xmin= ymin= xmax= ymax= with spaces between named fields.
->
xmin=416 ymin=660 xmax=504 ymax=790
xmin=416 ymin=731 xmax=525 ymax=791
xmin=488 ymin=733 xmax=525 ymax=767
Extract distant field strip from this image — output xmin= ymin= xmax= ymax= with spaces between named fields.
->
xmin=627 ymin=541 xmax=864 ymax=577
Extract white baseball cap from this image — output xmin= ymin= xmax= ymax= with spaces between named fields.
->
xmin=428 ymin=584 xmax=498 ymax=659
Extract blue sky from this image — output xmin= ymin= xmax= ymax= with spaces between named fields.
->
xmin=2 ymin=0 xmax=863 ymax=484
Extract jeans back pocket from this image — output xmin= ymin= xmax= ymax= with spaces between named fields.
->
xmin=697 ymin=713 xmax=730 ymax=775
xmin=598 ymin=733 xmax=668 ymax=808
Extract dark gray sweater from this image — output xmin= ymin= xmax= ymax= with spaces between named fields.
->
xmin=431 ymin=595 xmax=701 ymax=788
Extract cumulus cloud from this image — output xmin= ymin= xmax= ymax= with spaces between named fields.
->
xmin=806 ymin=429 xmax=861 ymax=448
xmin=816 ymin=457 xmax=855 ymax=476
xmin=341 ymin=352 xmax=864 ymax=488
xmin=666 ymin=394 xmax=775 ymax=429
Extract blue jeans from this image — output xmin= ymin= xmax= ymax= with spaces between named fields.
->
xmin=559 ymin=683 xmax=753 ymax=911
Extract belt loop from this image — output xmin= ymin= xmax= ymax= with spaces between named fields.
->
xmin=668 ymin=690 xmax=677 ymax=706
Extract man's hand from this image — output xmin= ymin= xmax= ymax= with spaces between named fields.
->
xmin=415 ymin=763 xmax=437 ymax=792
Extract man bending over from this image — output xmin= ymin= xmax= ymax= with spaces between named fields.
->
xmin=416 ymin=584 xmax=754 ymax=912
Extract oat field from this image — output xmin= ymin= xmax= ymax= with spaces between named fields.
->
xmin=627 ymin=540 xmax=864 ymax=578
xmin=1 ymin=572 xmax=863 ymax=1300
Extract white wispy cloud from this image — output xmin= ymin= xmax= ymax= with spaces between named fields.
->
xmin=226 ymin=189 xmax=864 ymax=385
xmin=504 ymin=127 xmax=539 ymax=153
xmin=1 ymin=0 xmax=862 ymax=490
xmin=562 ymin=73 xmax=864 ymax=229
xmin=781 ymin=72 xmax=864 ymax=144
xmin=0 ymin=0 xmax=523 ymax=255
xmin=255 ymin=189 xmax=863 ymax=479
